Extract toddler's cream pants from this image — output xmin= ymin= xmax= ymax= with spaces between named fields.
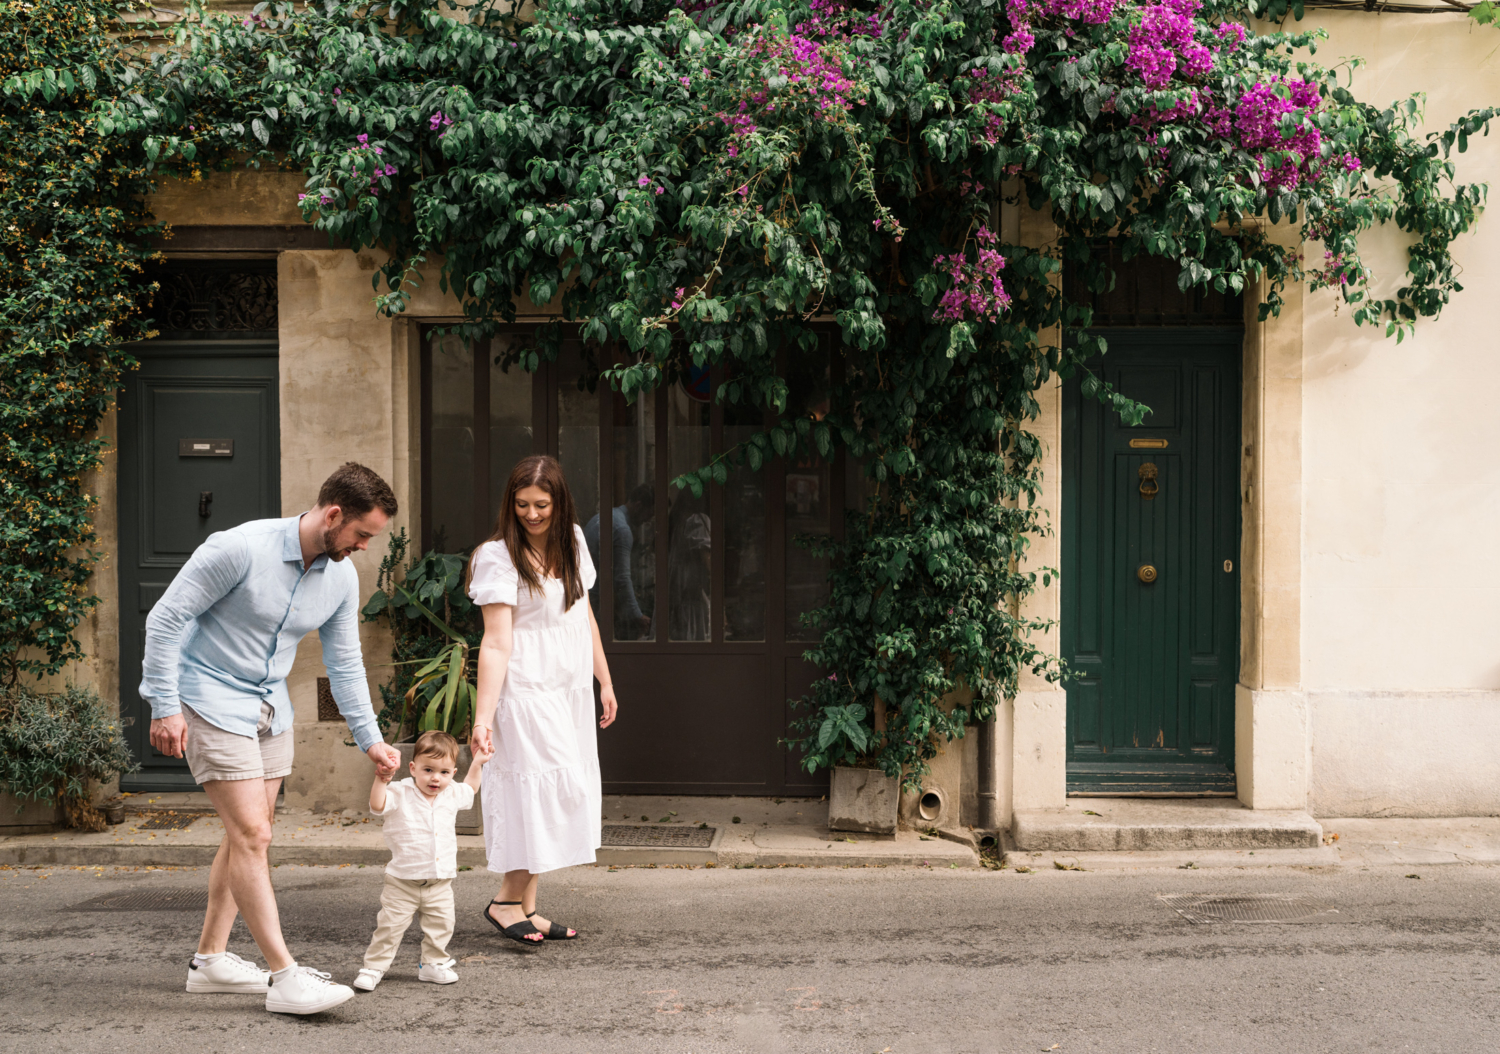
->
xmin=362 ymin=874 xmax=455 ymax=971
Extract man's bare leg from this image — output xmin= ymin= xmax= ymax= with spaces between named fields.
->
xmin=197 ymin=777 xmax=281 ymax=956
xmin=201 ymin=777 xmax=292 ymax=971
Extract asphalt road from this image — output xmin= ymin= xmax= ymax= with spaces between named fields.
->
xmin=2 ymin=860 xmax=1497 ymax=1054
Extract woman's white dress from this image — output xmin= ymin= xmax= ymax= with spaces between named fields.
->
xmin=467 ymin=525 xmax=601 ymax=875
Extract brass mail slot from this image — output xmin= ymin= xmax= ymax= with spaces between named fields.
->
xmin=178 ymin=438 xmax=234 ymax=457
xmin=1129 ymin=438 xmax=1168 ymax=449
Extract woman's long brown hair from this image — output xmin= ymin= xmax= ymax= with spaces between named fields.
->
xmin=473 ymin=455 xmax=585 ymax=611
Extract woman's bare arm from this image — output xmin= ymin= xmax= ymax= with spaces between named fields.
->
xmin=587 ymin=601 xmax=618 ymax=729
xmin=471 ymin=602 xmax=515 ymax=754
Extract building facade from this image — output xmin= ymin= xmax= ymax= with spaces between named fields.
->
xmin=61 ymin=9 xmax=1500 ymax=823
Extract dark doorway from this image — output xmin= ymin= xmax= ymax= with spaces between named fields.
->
xmin=117 ymin=264 xmax=279 ymax=792
xmin=420 ymin=327 xmax=842 ymax=795
xmin=1061 ymin=328 xmax=1241 ymax=794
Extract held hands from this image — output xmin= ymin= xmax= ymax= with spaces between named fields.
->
xmin=366 ymin=741 xmax=401 ymax=780
xmin=468 ymin=737 xmax=494 ymax=767
xmin=469 ymin=724 xmax=493 ymax=756
xmin=149 ymin=714 xmax=189 ymax=758
xmin=599 ymin=684 xmax=619 ymax=729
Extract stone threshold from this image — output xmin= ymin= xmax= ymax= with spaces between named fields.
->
xmin=1013 ymin=798 xmax=1323 ymax=852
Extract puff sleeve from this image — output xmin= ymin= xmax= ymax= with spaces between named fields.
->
xmin=575 ymin=523 xmax=597 ymax=591
xmin=468 ymin=540 xmax=520 ymax=607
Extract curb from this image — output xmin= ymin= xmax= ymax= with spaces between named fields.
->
xmin=0 ymin=830 xmax=981 ymax=870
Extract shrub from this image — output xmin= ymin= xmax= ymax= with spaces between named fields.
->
xmin=0 ymin=684 xmax=137 ymax=831
xmin=361 ymin=530 xmax=482 ymax=742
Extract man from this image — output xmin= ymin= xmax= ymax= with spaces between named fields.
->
xmin=583 ymin=483 xmax=654 ymax=640
xmin=142 ymin=462 xmax=403 ymax=1015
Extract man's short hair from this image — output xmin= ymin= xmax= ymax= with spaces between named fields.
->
xmin=411 ymin=730 xmax=460 ymax=764
xmin=316 ymin=462 xmax=398 ymax=518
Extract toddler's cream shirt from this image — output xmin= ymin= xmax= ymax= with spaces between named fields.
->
xmin=373 ymin=777 xmax=475 ymax=879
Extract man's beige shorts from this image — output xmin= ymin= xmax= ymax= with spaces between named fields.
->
xmin=182 ymin=701 xmax=294 ymax=784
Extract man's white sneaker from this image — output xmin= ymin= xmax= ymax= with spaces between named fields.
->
xmin=352 ymin=968 xmax=383 ymax=992
xmin=417 ymin=959 xmax=458 ymax=985
xmin=264 ymin=964 xmax=355 ymax=1015
xmin=185 ymin=952 xmax=271 ymax=994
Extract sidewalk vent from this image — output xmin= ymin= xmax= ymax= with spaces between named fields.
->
xmin=67 ymin=889 xmax=210 ymax=912
xmin=134 ymin=812 xmax=200 ymax=831
xmin=601 ymin=825 xmax=715 ymax=848
xmin=1159 ymin=894 xmax=1340 ymax=925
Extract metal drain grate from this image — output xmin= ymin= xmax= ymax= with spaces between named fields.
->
xmin=68 ymin=888 xmax=211 ymax=912
xmin=601 ymin=824 xmax=715 ymax=848
xmin=133 ymin=812 xmax=201 ymax=831
xmin=1159 ymin=893 xmax=1340 ymax=925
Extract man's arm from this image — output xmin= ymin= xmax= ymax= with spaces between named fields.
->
xmin=143 ymin=533 xmax=250 ymax=757
xmin=318 ymin=572 xmax=399 ymax=776
xmin=141 ymin=532 xmax=250 ymax=720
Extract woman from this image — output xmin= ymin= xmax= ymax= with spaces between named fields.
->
xmin=468 ymin=455 xmax=619 ymax=946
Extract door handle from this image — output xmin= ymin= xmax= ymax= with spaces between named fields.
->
xmin=1137 ymin=564 xmax=1158 ymax=584
xmin=199 ymin=491 xmax=213 ymax=519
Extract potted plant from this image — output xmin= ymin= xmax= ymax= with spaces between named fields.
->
xmin=363 ymin=533 xmax=484 ymax=834
xmin=815 ymin=700 xmax=900 ymax=836
xmin=0 ymin=684 xmax=138 ymax=834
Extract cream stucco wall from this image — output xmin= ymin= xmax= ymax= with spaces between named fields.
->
xmin=1300 ymin=12 xmax=1500 ymax=816
xmin=276 ymin=250 xmax=422 ymax=811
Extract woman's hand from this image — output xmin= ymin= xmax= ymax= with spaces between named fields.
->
xmin=599 ymin=684 xmax=618 ymax=729
xmin=470 ymin=724 xmax=493 ymax=755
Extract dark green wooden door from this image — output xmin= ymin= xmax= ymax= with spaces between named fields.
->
xmin=1062 ymin=329 xmax=1240 ymax=794
xmin=117 ymin=343 xmax=279 ymax=791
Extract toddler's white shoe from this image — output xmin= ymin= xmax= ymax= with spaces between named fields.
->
xmin=185 ymin=951 xmax=271 ymax=993
xmin=264 ymin=963 xmax=355 ymax=1015
xmin=417 ymin=958 xmax=459 ymax=985
xmin=352 ymin=968 xmax=382 ymax=992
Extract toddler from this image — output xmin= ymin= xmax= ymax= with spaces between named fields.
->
xmin=353 ymin=729 xmax=490 ymax=991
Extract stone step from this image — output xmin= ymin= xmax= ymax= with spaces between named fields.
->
xmin=1013 ymin=799 xmax=1323 ymax=852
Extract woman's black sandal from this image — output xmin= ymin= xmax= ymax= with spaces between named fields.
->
xmin=527 ymin=911 xmax=579 ymax=940
xmin=482 ymin=900 xmax=544 ymax=947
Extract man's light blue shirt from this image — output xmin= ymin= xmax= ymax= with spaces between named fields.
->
xmin=139 ymin=515 xmax=381 ymax=753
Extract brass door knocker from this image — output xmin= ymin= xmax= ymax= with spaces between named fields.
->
xmin=1138 ymin=462 xmax=1159 ymax=500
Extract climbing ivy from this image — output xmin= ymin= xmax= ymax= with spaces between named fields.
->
xmin=0 ymin=1 xmax=159 ymax=686
xmin=23 ymin=0 xmax=1494 ymax=784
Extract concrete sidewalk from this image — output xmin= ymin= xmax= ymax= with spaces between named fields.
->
xmin=0 ymin=792 xmax=980 ymax=870
xmin=5 ymin=792 xmax=1499 ymax=872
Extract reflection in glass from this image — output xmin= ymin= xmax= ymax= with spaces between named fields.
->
xmin=591 ymin=382 xmax=655 ymax=640
xmin=723 ymin=396 xmax=766 ymax=642
xmin=487 ymin=334 xmax=534 ymax=529
xmin=428 ymin=334 xmax=475 ymax=553
xmin=784 ymin=342 xmax=832 ymax=642
xmin=556 ymin=341 xmax=599 ymax=539
xmin=668 ymin=379 xmax=712 ymax=641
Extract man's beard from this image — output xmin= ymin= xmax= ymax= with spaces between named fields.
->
xmin=322 ymin=527 xmax=353 ymax=561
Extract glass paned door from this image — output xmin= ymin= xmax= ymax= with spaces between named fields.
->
xmin=420 ymin=325 xmax=838 ymax=795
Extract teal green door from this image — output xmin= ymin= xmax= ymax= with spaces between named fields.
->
xmin=1062 ymin=329 xmax=1240 ymax=794
xmin=117 ymin=343 xmax=280 ymax=791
